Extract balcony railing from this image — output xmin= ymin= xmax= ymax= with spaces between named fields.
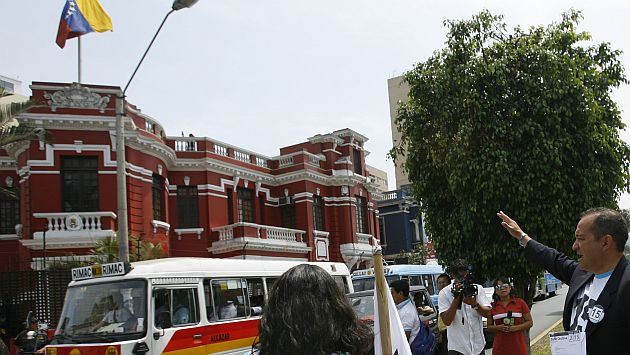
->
xmin=174 ymin=138 xmax=198 ymax=152
xmin=32 ymin=211 xmax=117 ymax=239
xmin=278 ymin=156 xmax=293 ymax=168
xmin=211 ymin=222 xmax=305 ymax=242
xmin=234 ymin=150 xmax=251 ymax=163
xmin=209 ymin=222 xmax=310 ymax=255
xmin=214 ymin=143 xmax=228 ymax=156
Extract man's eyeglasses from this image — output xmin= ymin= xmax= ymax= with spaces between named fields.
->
xmin=495 ymin=284 xmax=511 ymax=290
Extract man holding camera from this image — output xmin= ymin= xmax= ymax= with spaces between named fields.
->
xmin=438 ymin=259 xmax=491 ymax=355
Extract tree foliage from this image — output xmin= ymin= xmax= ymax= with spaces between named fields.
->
xmin=91 ymin=235 xmax=167 ymax=263
xmin=396 ymin=243 xmax=432 ymax=265
xmin=1 ymin=88 xmax=52 ymax=197
xmin=392 ymin=10 xmax=630 ymax=303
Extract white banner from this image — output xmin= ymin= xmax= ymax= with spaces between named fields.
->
xmin=373 ymin=287 xmax=413 ymax=355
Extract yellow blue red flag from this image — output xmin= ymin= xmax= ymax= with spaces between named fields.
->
xmin=56 ymin=0 xmax=113 ymax=48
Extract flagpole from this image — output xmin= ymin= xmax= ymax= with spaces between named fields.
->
xmin=374 ymin=249 xmax=393 ymax=355
xmin=78 ymin=36 xmax=82 ymax=83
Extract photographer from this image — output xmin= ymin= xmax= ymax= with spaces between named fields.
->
xmin=438 ymin=259 xmax=491 ymax=355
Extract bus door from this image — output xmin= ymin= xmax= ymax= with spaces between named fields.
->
xmin=151 ymin=283 xmax=205 ymax=355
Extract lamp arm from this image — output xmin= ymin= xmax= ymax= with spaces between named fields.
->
xmin=123 ymin=9 xmax=176 ymax=95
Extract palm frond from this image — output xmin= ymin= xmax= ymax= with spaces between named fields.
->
xmin=0 ymin=123 xmax=53 ymax=146
xmin=0 ymin=100 xmax=38 ymax=130
xmin=0 ymin=96 xmax=53 ymax=148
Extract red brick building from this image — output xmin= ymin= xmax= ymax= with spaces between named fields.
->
xmin=0 ymin=82 xmax=380 ymax=271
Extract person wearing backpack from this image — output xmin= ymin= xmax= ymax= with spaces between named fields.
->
xmin=390 ymin=280 xmax=435 ymax=355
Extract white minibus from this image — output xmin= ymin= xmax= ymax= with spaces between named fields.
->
xmin=45 ymin=258 xmax=353 ymax=355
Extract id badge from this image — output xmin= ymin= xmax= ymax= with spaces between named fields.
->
xmin=549 ymin=330 xmax=586 ymax=355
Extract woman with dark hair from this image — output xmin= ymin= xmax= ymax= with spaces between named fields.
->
xmin=486 ymin=277 xmax=532 ymax=355
xmin=252 ymin=264 xmax=373 ymax=355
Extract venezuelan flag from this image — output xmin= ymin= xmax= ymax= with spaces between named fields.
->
xmin=56 ymin=0 xmax=113 ymax=48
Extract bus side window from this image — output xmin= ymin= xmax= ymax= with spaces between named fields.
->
xmin=247 ymin=278 xmax=265 ymax=316
xmin=211 ymin=279 xmax=249 ymax=320
xmin=154 ymin=288 xmax=200 ymax=328
xmin=172 ymin=288 xmax=199 ymax=326
xmin=154 ymin=289 xmax=172 ymax=328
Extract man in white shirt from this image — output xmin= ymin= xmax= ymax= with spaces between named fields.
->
xmin=438 ymin=259 xmax=491 ymax=355
xmin=390 ymin=279 xmax=421 ymax=343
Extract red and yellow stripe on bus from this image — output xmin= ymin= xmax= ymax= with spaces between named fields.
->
xmin=163 ymin=319 xmax=259 ymax=354
xmin=45 ymin=319 xmax=259 ymax=355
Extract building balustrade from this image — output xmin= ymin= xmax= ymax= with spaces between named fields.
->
xmin=174 ymin=138 xmax=198 ymax=152
xmin=209 ymin=222 xmax=310 ymax=255
xmin=278 ymin=156 xmax=294 ymax=167
xmin=167 ymin=137 xmax=337 ymax=172
xmin=214 ymin=143 xmax=228 ymax=156
xmin=32 ymin=211 xmax=117 ymax=238
xmin=255 ymin=156 xmax=267 ymax=167
xmin=234 ymin=150 xmax=251 ymax=163
xmin=211 ymin=222 xmax=305 ymax=242
xmin=25 ymin=212 xmax=117 ymax=250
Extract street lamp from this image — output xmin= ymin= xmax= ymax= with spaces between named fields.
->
xmin=117 ymin=0 xmax=197 ymax=262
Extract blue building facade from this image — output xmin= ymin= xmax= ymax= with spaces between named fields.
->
xmin=377 ymin=188 xmax=432 ymax=261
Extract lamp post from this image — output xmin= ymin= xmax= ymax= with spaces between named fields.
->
xmin=117 ymin=0 xmax=198 ymax=262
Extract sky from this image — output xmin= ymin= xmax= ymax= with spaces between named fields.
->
xmin=2 ymin=0 xmax=629 ymax=209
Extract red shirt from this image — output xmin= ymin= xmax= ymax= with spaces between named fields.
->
xmin=490 ymin=297 xmax=530 ymax=355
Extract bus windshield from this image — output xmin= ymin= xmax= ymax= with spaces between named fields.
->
xmin=55 ymin=279 xmax=146 ymax=343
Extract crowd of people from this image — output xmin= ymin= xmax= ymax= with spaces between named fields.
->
xmin=245 ymin=206 xmax=627 ymax=355
xmin=3 ymin=207 xmax=624 ymax=355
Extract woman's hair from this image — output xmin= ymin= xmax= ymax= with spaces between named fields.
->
xmin=492 ymin=276 xmax=515 ymax=302
xmin=257 ymin=264 xmax=373 ymax=355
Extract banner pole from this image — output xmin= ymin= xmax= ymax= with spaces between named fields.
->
xmin=78 ymin=36 xmax=82 ymax=83
xmin=374 ymin=249 xmax=392 ymax=355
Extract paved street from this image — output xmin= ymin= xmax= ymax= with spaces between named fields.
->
xmin=485 ymin=286 xmax=567 ymax=354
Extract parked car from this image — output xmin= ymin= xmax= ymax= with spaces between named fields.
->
xmin=347 ymin=285 xmax=438 ymax=332
xmin=534 ymin=272 xmax=563 ymax=300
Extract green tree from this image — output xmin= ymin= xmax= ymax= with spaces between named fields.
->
xmin=396 ymin=243 xmax=432 ymax=265
xmin=91 ymin=235 xmax=119 ymax=263
xmin=91 ymin=234 xmax=167 ymax=262
xmin=392 ymin=10 xmax=630 ymax=305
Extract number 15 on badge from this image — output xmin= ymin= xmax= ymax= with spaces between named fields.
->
xmin=549 ymin=330 xmax=586 ymax=355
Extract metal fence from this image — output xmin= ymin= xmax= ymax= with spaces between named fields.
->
xmin=0 ymin=269 xmax=71 ymax=340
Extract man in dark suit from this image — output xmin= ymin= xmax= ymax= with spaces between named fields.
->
xmin=497 ymin=208 xmax=629 ymax=355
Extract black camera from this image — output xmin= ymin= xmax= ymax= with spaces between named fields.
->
xmin=451 ymin=273 xmax=477 ymax=298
